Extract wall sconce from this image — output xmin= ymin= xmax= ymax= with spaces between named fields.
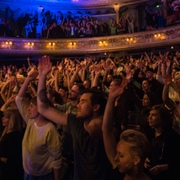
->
xmin=4 ymin=41 xmax=12 ymax=48
xmin=126 ymin=38 xmax=134 ymax=42
xmin=154 ymin=33 xmax=161 ymax=38
xmin=27 ymin=42 xmax=34 ymax=46
xmin=70 ymin=42 xmax=77 ymax=46
xmin=99 ymin=41 xmax=106 ymax=46
xmin=49 ymin=42 xmax=55 ymax=46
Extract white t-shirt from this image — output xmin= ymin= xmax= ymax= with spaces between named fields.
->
xmin=15 ymin=96 xmax=62 ymax=176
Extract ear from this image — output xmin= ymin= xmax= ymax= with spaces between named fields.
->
xmin=133 ymin=156 xmax=140 ymax=166
xmin=93 ymin=104 xmax=100 ymax=113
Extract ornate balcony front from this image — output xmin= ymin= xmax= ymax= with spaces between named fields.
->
xmin=0 ymin=24 xmax=180 ymax=55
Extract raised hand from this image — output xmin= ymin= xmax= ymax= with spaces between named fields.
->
xmin=76 ymin=64 xmax=82 ymax=72
xmin=39 ymin=56 xmax=52 ymax=77
xmin=27 ymin=71 xmax=39 ymax=81
xmin=109 ymin=77 xmax=128 ymax=99
xmin=7 ymin=94 xmax=17 ymax=103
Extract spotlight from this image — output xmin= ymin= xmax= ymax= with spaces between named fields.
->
xmin=49 ymin=42 xmax=52 ymax=46
xmin=154 ymin=34 xmax=157 ymax=38
xmin=171 ymin=46 xmax=174 ymax=49
xmin=9 ymin=41 xmax=12 ymax=45
xmin=103 ymin=41 xmax=105 ymax=44
xmin=126 ymin=38 xmax=129 ymax=41
xmin=28 ymin=42 xmax=30 ymax=46
xmin=130 ymin=38 xmax=133 ymax=41
xmin=52 ymin=43 xmax=55 ymax=46
xmin=158 ymin=33 xmax=161 ymax=37
xmin=99 ymin=41 xmax=102 ymax=44
xmin=104 ymin=53 xmax=107 ymax=55
xmin=31 ymin=42 xmax=34 ymax=46
xmin=5 ymin=41 xmax=8 ymax=45
xmin=70 ymin=42 xmax=72 ymax=45
xmin=74 ymin=42 xmax=76 ymax=45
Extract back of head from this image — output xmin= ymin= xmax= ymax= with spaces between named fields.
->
xmin=120 ymin=129 xmax=151 ymax=165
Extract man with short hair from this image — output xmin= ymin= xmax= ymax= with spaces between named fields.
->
xmin=37 ymin=56 xmax=113 ymax=180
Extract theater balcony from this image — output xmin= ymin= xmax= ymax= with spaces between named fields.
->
xmin=0 ymin=24 xmax=180 ymax=56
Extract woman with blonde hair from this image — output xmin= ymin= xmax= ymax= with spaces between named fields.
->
xmin=0 ymin=107 xmax=24 ymax=180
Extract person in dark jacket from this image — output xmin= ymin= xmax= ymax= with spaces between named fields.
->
xmin=0 ymin=108 xmax=24 ymax=180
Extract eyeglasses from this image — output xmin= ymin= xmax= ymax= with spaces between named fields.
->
xmin=70 ymin=89 xmax=79 ymax=94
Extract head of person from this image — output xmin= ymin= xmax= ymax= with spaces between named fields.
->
xmin=142 ymin=91 xmax=159 ymax=108
xmin=107 ymin=74 xmax=113 ymax=82
xmin=148 ymin=105 xmax=173 ymax=131
xmin=120 ymin=71 xmax=126 ymax=78
xmin=115 ymin=130 xmax=150 ymax=175
xmin=68 ymin=84 xmax=85 ymax=101
xmin=76 ymin=89 xmax=107 ymax=121
xmin=142 ymin=79 xmax=151 ymax=92
xmin=59 ymin=86 xmax=68 ymax=98
xmin=109 ymin=77 xmax=122 ymax=94
xmin=83 ymin=80 xmax=91 ymax=89
xmin=27 ymin=97 xmax=39 ymax=119
xmin=51 ymin=90 xmax=63 ymax=105
xmin=138 ymin=71 xmax=145 ymax=79
xmin=146 ymin=68 xmax=154 ymax=79
xmin=2 ymin=108 xmax=24 ymax=134
xmin=174 ymin=71 xmax=180 ymax=87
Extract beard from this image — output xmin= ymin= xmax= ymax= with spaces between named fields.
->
xmin=68 ymin=94 xmax=78 ymax=100
xmin=76 ymin=109 xmax=94 ymax=122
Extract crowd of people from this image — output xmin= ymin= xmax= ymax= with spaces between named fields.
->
xmin=0 ymin=50 xmax=180 ymax=180
xmin=0 ymin=0 xmax=180 ymax=39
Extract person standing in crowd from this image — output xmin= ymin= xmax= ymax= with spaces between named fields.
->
xmin=15 ymin=71 xmax=62 ymax=180
xmin=145 ymin=105 xmax=180 ymax=180
xmin=36 ymin=21 xmax=43 ymax=39
xmin=0 ymin=107 xmax=24 ymax=180
xmin=37 ymin=56 xmax=113 ymax=180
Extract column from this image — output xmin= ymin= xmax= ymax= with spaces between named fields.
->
xmin=114 ymin=4 xmax=120 ymax=24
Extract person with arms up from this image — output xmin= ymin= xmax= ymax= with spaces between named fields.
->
xmin=15 ymin=71 xmax=62 ymax=180
xmin=37 ymin=56 xmax=113 ymax=180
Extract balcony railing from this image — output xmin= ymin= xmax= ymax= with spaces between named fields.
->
xmin=0 ymin=24 xmax=180 ymax=55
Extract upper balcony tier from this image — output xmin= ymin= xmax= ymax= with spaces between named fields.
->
xmin=0 ymin=24 xmax=180 ymax=56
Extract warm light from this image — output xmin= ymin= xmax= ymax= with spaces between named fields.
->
xmin=103 ymin=41 xmax=105 ymax=44
xmin=28 ymin=42 xmax=30 ymax=46
xmin=130 ymin=38 xmax=133 ymax=41
xmin=171 ymin=46 xmax=174 ymax=49
xmin=49 ymin=42 xmax=51 ymax=46
xmin=9 ymin=41 xmax=12 ymax=45
xmin=70 ymin=42 xmax=72 ymax=45
xmin=5 ymin=41 xmax=8 ymax=45
xmin=31 ymin=42 xmax=34 ymax=46
xmin=127 ymin=38 xmax=129 ymax=41
xmin=100 ymin=41 xmax=102 ymax=44
xmin=104 ymin=53 xmax=107 ymax=55
xmin=158 ymin=33 xmax=161 ymax=37
xmin=53 ymin=43 xmax=55 ymax=46
xmin=74 ymin=42 xmax=76 ymax=45
xmin=154 ymin=34 xmax=157 ymax=38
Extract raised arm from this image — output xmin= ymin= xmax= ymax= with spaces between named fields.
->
xmin=162 ymin=74 xmax=172 ymax=102
xmin=37 ymin=56 xmax=68 ymax=125
xmin=102 ymin=78 xmax=127 ymax=169
xmin=70 ymin=65 xmax=81 ymax=87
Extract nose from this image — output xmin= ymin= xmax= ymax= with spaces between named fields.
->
xmin=114 ymin=154 xmax=118 ymax=162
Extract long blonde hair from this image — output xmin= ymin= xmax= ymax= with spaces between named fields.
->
xmin=0 ymin=108 xmax=24 ymax=140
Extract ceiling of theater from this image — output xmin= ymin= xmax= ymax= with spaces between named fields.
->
xmin=0 ymin=0 xmax=149 ymax=9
